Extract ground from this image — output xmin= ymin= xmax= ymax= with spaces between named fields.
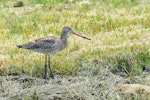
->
xmin=1 ymin=63 xmax=150 ymax=100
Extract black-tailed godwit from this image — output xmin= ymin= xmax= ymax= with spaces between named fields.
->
xmin=17 ymin=26 xmax=91 ymax=80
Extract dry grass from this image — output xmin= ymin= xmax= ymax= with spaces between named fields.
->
xmin=1 ymin=63 xmax=150 ymax=99
xmin=0 ymin=0 xmax=150 ymax=99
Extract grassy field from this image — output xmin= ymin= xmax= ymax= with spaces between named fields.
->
xmin=0 ymin=0 xmax=150 ymax=99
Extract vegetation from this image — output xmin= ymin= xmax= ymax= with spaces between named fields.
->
xmin=1 ymin=0 xmax=149 ymax=77
xmin=0 ymin=0 xmax=150 ymax=99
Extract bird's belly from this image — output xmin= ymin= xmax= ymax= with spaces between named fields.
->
xmin=32 ymin=48 xmax=61 ymax=55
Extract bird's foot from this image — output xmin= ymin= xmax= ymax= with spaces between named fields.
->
xmin=50 ymin=74 xmax=55 ymax=79
xmin=43 ymin=76 xmax=50 ymax=84
xmin=43 ymin=75 xmax=50 ymax=80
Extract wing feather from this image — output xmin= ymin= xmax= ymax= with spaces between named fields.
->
xmin=18 ymin=36 xmax=58 ymax=50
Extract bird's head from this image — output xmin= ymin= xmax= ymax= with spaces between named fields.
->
xmin=62 ymin=26 xmax=73 ymax=34
xmin=62 ymin=26 xmax=91 ymax=40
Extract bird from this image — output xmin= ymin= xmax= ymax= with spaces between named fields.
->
xmin=17 ymin=26 xmax=91 ymax=80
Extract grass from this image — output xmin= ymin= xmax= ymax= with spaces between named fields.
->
xmin=0 ymin=0 xmax=150 ymax=79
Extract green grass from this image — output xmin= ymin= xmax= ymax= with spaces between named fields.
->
xmin=0 ymin=0 xmax=150 ymax=78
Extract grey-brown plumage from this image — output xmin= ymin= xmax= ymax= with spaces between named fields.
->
xmin=17 ymin=26 xmax=91 ymax=80
xmin=17 ymin=36 xmax=66 ymax=55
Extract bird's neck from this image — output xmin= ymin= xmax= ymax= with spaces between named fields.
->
xmin=60 ymin=32 xmax=68 ymax=45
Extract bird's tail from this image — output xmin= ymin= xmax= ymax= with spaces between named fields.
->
xmin=17 ymin=42 xmax=33 ymax=49
xmin=17 ymin=45 xmax=23 ymax=48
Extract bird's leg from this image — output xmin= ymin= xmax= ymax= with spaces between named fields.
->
xmin=44 ymin=55 xmax=48 ymax=80
xmin=48 ymin=55 xmax=54 ymax=79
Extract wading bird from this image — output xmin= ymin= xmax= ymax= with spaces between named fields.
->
xmin=17 ymin=26 xmax=91 ymax=80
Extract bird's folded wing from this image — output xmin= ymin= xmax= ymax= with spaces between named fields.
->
xmin=19 ymin=36 xmax=58 ymax=50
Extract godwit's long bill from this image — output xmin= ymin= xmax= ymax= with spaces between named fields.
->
xmin=17 ymin=26 xmax=91 ymax=80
